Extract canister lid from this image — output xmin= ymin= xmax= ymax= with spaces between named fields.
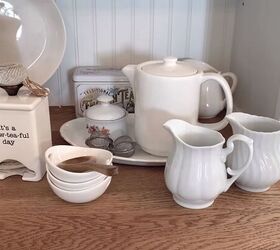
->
xmin=85 ymin=95 xmax=126 ymax=121
xmin=141 ymin=57 xmax=197 ymax=77
xmin=73 ymin=67 xmax=128 ymax=82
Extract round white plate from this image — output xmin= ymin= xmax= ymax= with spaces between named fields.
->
xmin=0 ymin=0 xmax=66 ymax=84
xmin=60 ymin=114 xmax=167 ymax=166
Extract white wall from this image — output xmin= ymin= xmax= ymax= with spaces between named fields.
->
xmin=231 ymin=0 xmax=280 ymax=118
xmin=47 ymin=0 xmax=237 ymax=106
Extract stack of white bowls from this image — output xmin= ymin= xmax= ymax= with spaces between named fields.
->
xmin=45 ymin=145 xmax=113 ymax=203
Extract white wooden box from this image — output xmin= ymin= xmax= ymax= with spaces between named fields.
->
xmin=0 ymin=90 xmax=52 ymax=181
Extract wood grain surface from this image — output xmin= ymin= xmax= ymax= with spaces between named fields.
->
xmin=0 ymin=107 xmax=280 ymax=250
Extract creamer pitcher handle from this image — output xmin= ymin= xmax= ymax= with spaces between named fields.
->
xmin=222 ymin=134 xmax=254 ymax=191
xmin=197 ymin=73 xmax=233 ymax=131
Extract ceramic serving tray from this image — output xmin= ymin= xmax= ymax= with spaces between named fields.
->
xmin=60 ymin=114 xmax=167 ymax=166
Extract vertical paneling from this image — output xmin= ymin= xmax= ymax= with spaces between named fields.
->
xmin=204 ymin=0 xmax=237 ymax=71
xmin=134 ymin=0 xmax=151 ymax=63
xmin=45 ymin=71 xmax=60 ymax=106
xmin=47 ymin=0 xmax=237 ymax=106
xmin=204 ymin=0 xmax=226 ymax=69
xmin=75 ymin=0 xmax=95 ymax=66
xmin=152 ymin=0 xmax=169 ymax=59
xmin=95 ymin=0 xmax=113 ymax=67
xmin=231 ymin=0 xmax=280 ymax=118
xmin=170 ymin=0 xmax=190 ymax=58
xmin=189 ymin=0 xmax=208 ymax=61
xmin=55 ymin=0 xmax=77 ymax=106
xmin=115 ymin=0 xmax=132 ymax=68
xmin=222 ymin=0 xmax=237 ymax=71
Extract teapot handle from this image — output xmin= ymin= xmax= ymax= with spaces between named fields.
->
xmin=221 ymin=134 xmax=254 ymax=191
xmin=220 ymin=72 xmax=238 ymax=109
xmin=222 ymin=72 xmax=238 ymax=94
xmin=197 ymin=73 xmax=233 ymax=131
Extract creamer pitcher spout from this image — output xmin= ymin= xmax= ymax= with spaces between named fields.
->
xmin=163 ymin=119 xmax=181 ymax=138
xmin=226 ymin=112 xmax=252 ymax=131
xmin=163 ymin=119 xmax=195 ymax=147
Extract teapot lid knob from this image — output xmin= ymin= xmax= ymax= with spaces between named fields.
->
xmin=163 ymin=57 xmax=177 ymax=66
xmin=142 ymin=56 xmax=197 ymax=76
xmin=97 ymin=95 xmax=113 ymax=104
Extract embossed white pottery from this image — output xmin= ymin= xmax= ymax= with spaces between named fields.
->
xmin=163 ymin=119 xmax=253 ymax=209
xmin=47 ymin=169 xmax=107 ymax=191
xmin=227 ymin=112 xmax=280 ymax=192
xmin=45 ymin=145 xmax=112 ymax=183
xmin=182 ymin=59 xmax=238 ymax=118
xmin=122 ymin=57 xmax=233 ymax=157
xmin=47 ymin=173 xmax=111 ymax=203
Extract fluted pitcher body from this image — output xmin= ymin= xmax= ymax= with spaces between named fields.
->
xmin=164 ymin=119 xmax=253 ymax=209
xmin=227 ymin=112 xmax=280 ymax=192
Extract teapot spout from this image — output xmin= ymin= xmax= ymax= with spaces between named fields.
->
xmin=122 ymin=65 xmax=137 ymax=92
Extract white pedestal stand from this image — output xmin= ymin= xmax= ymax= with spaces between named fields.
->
xmin=0 ymin=90 xmax=52 ymax=181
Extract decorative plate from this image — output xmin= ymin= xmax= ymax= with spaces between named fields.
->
xmin=0 ymin=0 xmax=66 ymax=84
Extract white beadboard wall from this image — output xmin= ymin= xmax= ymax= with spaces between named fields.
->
xmin=46 ymin=0 xmax=237 ymax=106
xmin=231 ymin=0 xmax=280 ymax=118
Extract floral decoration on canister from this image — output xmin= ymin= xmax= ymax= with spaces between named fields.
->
xmin=87 ymin=125 xmax=110 ymax=138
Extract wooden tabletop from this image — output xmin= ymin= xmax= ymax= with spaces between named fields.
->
xmin=0 ymin=106 xmax=280 ymax=250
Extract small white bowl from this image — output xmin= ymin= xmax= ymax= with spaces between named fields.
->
xmin=47 ymin=173 xmax=112 ymax=203
xmin=47 ymin=170 xmax=107 ymax=191
xmin=45 ymin=145 xmax=113 ymax=183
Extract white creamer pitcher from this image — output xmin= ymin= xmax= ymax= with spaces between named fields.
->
xmin=122 ymin=57 xmax=233 ymax=156
xmin=227 ymin=112 xmax=280 ymax=192
xmin=163 ymin=119 xmax=253 ymax=209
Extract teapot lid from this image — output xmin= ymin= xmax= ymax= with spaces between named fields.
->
xmin=141 ymin=57 xmax=197 ymax=77
xmin=180 ymin=58 xmax=219 ymax=73
xmin=85 ymin=95 xmax=126 ymax=121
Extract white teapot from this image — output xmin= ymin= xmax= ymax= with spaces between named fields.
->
xmin=182 ymin=59 xmax=237 ymax=118
xmin=122 ymin=57 xmax=233 ymax=156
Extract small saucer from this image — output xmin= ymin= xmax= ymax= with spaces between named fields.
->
xmin=60 ymin=114 xmax=166 ymax=166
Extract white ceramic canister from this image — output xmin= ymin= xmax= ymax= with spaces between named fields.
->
xmin=122 ymin=57 xmax=233 ymax=156
xmin=84 ymin=95 xmax=127 ymax=141
xmin=181 ymin=59 xmax=238 ymax=119
xmin=227 ymin=112 xmax=280 ymax=192
xmin=163 ymin=119 xmax=253 ymax=209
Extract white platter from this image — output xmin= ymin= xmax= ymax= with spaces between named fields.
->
xmin=0 ymin=0 xmax=66 ymax=84
xmin=60 ymin=114 xmax=167 ymax=166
